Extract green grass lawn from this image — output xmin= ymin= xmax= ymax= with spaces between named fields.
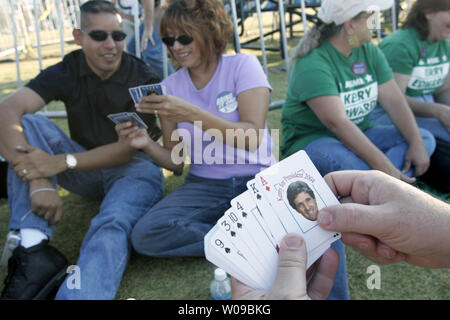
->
xmin=0 ymin=15 xmax=449 ymax=299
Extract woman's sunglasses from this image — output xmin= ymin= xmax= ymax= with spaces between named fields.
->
xmin=161 ymin=35 xmax=194 ymax=47
xmin=80 ymin=29 xmax=127 ymax=42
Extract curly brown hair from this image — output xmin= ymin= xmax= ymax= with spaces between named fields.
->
xmin=160 ymin=0 xmax=233 ymax=68
xmin=403 ymin=0 xmax=450 ymax=40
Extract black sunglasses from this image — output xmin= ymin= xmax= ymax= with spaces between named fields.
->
xmin=161 ymin=35 xmax=194 ymax=47
xmin=80 ymin=29 xmax=127 ymax=42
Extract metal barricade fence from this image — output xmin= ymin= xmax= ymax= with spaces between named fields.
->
xmin=1 ymin=0 xmax=412 ymax=116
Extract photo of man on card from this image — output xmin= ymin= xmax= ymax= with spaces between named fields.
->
xmin=286 ymin=181 xmax=319 ymax=222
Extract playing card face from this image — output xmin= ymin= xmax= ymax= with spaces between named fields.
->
xmin=217 ymin=209 xmax=272 ymax=289
xmin=223 ymin=204 xmax=277 ymax=289
xmin=204 ymin=149 xmax=341 ymax=291
xmin=107 ymin=112 xmax=148 ymax=129
xmin=246 ymin=179 xmax=287 ymax=247
xmin=204 ymin=225 xmax=266 ymax=290
xmin=254 ymin=150 xmax=340 ymax=253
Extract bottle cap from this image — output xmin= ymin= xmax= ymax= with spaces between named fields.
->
xmin=214 ymin=268 xmax=227 ymax=281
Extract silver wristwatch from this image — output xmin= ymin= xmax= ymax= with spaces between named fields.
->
xmin=65 ymin=153 xmax=78 ymax=170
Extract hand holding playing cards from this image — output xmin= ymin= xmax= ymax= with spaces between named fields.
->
xmin=136 ymin=94 xmax=195 ymax=123
xmin=231 ymin=234 xmax=339 ymax=300
xmin=318 ymin=170 xmax=450 ymax=269
xmin=115 ymin=122 xmax=151 ymax=150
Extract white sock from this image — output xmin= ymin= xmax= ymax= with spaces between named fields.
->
xmin=20 ymin=228 xmax=48 ymax=248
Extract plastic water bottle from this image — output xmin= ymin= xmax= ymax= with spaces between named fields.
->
xmin=210 ymin=268 xmax=232 ymax=300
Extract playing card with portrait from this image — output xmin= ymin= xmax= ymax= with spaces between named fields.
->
xmin=254 ymin=150 xmax=341 ymax=254
xmin=204 ymin=149 xmax=341 ymax=291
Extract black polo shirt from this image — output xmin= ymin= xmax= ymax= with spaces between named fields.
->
xmin=26 ymin=49 xmax=161 ymax=150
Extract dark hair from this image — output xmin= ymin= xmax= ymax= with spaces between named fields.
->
xmin=286 ymin=181 xmax=315 ymax=210
xmin=80 ymin=0 xmax=119 ymax=30
xmin=160 ymin=0 xmax=233 ymax=68
xmin=403 ymin=0 xmax=450 ymax=40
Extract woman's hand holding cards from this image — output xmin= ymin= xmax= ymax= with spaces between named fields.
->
xmin=115 ymin=122 xmax=151 ymax=150
xmin=136 ymin=94 xmax=197 ymax=123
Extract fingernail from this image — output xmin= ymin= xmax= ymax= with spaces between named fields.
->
xmin=283 ymin=234 xmax=303 ymax=249
xmin=318 ymin=211 xmax=332 ymax=228
xmin=359 ymin=242 xmax=369 ymax=250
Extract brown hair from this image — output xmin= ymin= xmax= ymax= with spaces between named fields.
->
xmin=289 ymin=12 xmax=364 ymax=66
xmin=403 ymin=0 xmax=450 ymax=39
xmin=160 ymin=0 xmax=233 ymax=68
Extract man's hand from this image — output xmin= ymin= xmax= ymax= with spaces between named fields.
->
xmin=318 ymin=170 xmax=450 ymax=269
xmin=29 ymin=180 xmax=63 ymax=225
xmin=12 ymin=145 xmax=66 ymax=181
xmin=231 ymin=234 xmax=339 ymax=300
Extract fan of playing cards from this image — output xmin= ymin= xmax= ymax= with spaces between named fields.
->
xmin=107 ymin=83 xmax=166 ymax=129
xmin=204 ymin=150 xmax=341 ymax=291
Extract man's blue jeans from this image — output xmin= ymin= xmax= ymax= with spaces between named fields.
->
xmin=6 ymin=114 xmax=164 ymax=299
xmin=127 ymin=20 xmax=174 ymax=80
xmin=304 ymin=125 xmax=436 ymax=176
xmin=131 ymin=173 xmax=350 ymax=299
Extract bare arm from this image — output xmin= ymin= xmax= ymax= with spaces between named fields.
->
xmin=377 ymin=79 xmax=429 ymax=176
xmin=141 ymin=0 xmax=155 ymax=48
xmin=1 ymin=87 xmax=137 ymax=181
xmin=434 ymin=71 xmax=450 ymax=105
xmin=307 ymin=95 xmax=414 ymax=183
xmin=115 ymin=117 xmax=184 ymax=175
xmin=394 ymin=72 xmax=450 ymax=132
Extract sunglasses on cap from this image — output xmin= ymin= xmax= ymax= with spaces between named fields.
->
xmin=80 ymin=29 xmax=127 ymax=42
xmin=161 ymin=35 xmax=194 ymax=47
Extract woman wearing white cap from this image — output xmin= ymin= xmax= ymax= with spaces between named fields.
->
xmin=370 ymin=0 xmax=450 ymax=192
xmin=281 ymin=0 xmax=436 ymax=184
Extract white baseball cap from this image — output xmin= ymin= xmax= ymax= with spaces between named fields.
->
xmin=318 ymin=0 xmax=394 ymax=26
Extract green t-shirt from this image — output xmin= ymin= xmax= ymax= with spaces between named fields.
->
xmin=281 ymin=41 xmax=393 ymax=158
xmin=379 ymin=27 xmax=450 ymax=97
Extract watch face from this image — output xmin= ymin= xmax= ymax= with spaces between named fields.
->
xmin=66 ymin=154 xmax=77 ymax=169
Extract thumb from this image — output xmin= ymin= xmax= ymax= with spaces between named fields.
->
xmin=267 ymin=234 xmax=309 ymax=300
xmin=317 ymin=203 xmax=387 ymax=237
xmin=402 ymin=158 xmax=411 ymax=174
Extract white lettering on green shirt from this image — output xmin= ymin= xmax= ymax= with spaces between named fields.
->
xmin=341 ymin=82 xmax=378 ymax=124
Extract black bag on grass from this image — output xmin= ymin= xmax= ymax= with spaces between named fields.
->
xmin=0 ymin=157 xmax=7 ymax=199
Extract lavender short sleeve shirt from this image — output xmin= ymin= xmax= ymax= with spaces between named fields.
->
xmin=162 ymin=53 xmax=276 ymax=179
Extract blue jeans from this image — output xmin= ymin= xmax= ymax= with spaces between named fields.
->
xmin=7 ymin=114 xmax=164 ymax=299
xmin=304 ymin=125 xmax=436 ymax=176
xmin=127 ymin=20 xmax=174 ymax=80
xmin=370 ymin=97 xmax=450 ymax=143
xmin=370 ymin=98 xmax=449 ymax=191
xmin=131 ymin=173 xmax=349 ymax=299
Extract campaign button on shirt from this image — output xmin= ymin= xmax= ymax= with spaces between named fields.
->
xmin=216 ymin=91 xmax=238 ymax=114
xmin=352 ymin=61 xmax=367 ymax=76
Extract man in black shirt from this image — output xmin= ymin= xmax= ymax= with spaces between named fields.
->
xmin=0 ymin=0 xmax=171 ymax=300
